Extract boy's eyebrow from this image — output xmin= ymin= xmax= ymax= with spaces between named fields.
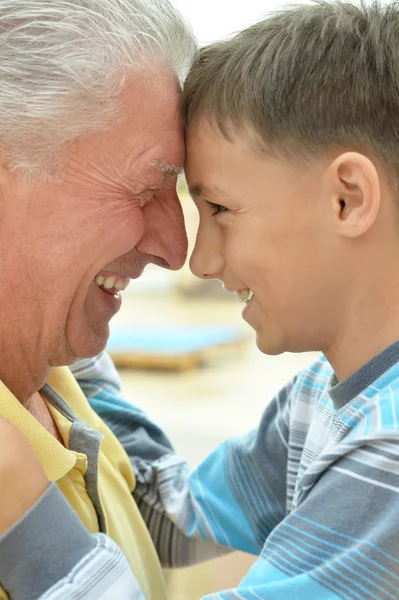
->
xmin=150 ymin=160 xmax=183 ymax=177
xmin=189 ymin=182 xmax=220 ymax=198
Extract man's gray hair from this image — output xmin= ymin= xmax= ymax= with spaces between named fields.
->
xmin=0 ymin=0 xmax=196 ymax=176
xmin=184 ymin=1 xmax=399 ymax=185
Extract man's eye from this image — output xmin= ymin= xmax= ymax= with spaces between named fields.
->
xmin=207 ymin=202 xmax=228 ymax=216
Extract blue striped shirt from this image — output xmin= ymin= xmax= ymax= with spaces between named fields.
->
xmin=3 ymin=342 xmax=399 ymax=600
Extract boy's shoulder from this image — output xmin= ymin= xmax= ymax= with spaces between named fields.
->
xmin=295 ymin=350 xmax=399 ymax=399
xmin=290 ymin=353 xmax=399 ymax=435
xmin=355 ymin=361 xmax=399 ymax=435
xmin=292 ymin=353 xmax=334 ymax=397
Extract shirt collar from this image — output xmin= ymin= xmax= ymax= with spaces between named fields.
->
xmin=0 ymin=375 xmax=76 ymax=481
xmin=329 ymin=339 xmax=399 ymax=409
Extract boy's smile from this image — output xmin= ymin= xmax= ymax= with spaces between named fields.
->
xmin=186 ymin=113 xmax=399 ymax=380
xmin=186 ymin=117 xmax=341 ymax=357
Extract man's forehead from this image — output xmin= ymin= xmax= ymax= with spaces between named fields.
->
xmin=150 ymin=160 xmax=183 ymax=177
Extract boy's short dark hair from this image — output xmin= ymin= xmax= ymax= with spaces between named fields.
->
xmin=183 ymin=1 xmax=399 ymax=185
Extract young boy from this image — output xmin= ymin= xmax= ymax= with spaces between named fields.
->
xmin=8 ymin=2 xmax=399 ymax=598
xmin=72 ymin=3 xmax=399 ymax=598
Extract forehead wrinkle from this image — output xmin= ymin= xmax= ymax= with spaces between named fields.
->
xmin=93 ymin=160 xmax=142 ymax=196
xmin=74 ymin=158 xmax=150 ymax=199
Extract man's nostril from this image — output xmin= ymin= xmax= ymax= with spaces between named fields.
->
xmin=152 ymin=256 xmax=170 ymax=269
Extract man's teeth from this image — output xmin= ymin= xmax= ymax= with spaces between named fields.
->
xmin=236 ymin=288 xmax=254 ymax=303
xmin=94 ymin=274 xmax=130 ymax=292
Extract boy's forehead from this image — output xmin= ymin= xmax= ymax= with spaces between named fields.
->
xmin=186 ymin=116 xmax=277 ymax=170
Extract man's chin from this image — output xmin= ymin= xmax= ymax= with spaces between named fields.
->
xmin=74 ymin=284 xmax=122 ymax=358
xmin=50 ymin=334 xmax=109 ymax=367
xmin=54 ymin=320 xmax=110 ymax=367
xmin=76 ymin=323 xmax=110 ymax=360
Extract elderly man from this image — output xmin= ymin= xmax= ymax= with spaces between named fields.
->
xmin=23 ymin=1 xmax=399 ymax=600
xmin=0 ymin=1 xmax=197 ymax=599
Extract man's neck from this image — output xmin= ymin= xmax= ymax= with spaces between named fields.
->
xmin=0 ymin=361 xmax=48 ymax=405
xmin=25 ymin=392 xmax=65 ymax=445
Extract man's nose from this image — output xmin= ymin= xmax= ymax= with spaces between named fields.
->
xmin=136 ymin=191 xmax=188 ymax=270
xmin=189 ymin=222 xmax=225 ymax=280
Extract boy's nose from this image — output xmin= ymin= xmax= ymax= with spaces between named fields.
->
xmin=189 ymin=226 xmax=225 ymax=280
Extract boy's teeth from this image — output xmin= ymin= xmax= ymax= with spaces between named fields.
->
xmin=236 ymin=288 xmax=252 ymax=302
xmin=95 ymin=274 xmax=105 ymax=286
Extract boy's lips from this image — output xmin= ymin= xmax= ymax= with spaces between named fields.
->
xmin=242 ymin=292 xmax=256 ymax=319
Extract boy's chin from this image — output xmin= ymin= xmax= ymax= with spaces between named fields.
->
xmin=255 ymin=330 xmax=285 ymax=356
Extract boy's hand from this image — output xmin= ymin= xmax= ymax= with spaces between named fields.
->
xmin=0 ymin=416 xmax=49 ymax=535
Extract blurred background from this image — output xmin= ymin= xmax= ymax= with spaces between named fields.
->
xmin=107 ymin=1 xmax=316 ymax=598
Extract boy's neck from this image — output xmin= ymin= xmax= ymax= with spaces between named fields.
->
xmin=324 ymin=274 xmax=399 ymax=381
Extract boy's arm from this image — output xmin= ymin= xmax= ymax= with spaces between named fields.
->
xmin=201 ymin=436 xmax=399 ymax=600
xmin=1 ymin=486 xmax=145 ymax=600
xmin=71 ymin=352 xmax=294 ymax=565
xmin=0 ymin=418 xmax=144 ymax=600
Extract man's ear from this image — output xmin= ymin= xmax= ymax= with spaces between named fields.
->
xmin=327 ymin=152 xmax=380 ymax=238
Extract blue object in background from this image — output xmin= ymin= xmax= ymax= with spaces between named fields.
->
xmin=107 ymin=325 xmax=246 ymax=356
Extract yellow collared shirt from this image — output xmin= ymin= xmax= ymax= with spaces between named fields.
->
xmin=0 ymin=367 xmax=167 ymax=600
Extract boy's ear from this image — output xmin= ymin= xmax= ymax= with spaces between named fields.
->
xmin=327 ymin=152 xmax=380 ymax=238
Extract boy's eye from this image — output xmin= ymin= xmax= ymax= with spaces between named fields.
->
xmin=207 ymin=201 xmax=229 ymax=216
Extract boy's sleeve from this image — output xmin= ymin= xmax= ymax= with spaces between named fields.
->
xmin=201 ymin=435 xmax=399 ymax=600
xmin=0 ymin=483 xmax=145 ymax=600
xmin=71 ymin=352 xmax=294 ymax=566
xmin=71 ymin=354 xmax=399 ymax=598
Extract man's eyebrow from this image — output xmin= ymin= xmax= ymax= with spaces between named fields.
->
xmin=150 ymin=160 xmax=183 ymax=177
